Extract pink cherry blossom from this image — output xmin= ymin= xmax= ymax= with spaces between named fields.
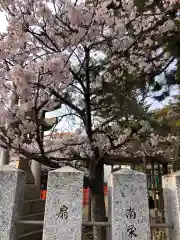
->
xmin=0 ymin=0 xmax=178 ymax=170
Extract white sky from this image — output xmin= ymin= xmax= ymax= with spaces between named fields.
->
xmin=0 ymin=12 xmax=8 ymax=32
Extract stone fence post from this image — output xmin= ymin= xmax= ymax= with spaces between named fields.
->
xmin=42 ymin=166 xmax=84 ymax=240
xmin=0 ymin=165 xmax=26 ymax=240
xmin=162 ymin=171 xmax=180 ymax=240
xmin=108 ymin=168 xmax=151 ymax=240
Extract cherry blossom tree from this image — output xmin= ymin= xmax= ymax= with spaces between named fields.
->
xmin=0 ymin=0 xmax=179 ymax=239
xmin=151 ymin=102 xmax=180 ymax=163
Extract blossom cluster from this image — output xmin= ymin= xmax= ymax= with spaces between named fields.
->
xmin=0 ymin=0 xmax=179 ymax=166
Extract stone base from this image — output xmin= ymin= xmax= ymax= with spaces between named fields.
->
xmin=24 ymin=184 xmax=41 ymax=200
xmin=22 ymin=199 xmax=45 ymax=216
xmin=15 ymin=158 xmax=41 ymax=200
xmin=16 ymin=159 xmax=35 ymax=184
xmin=18 ymin=231 xmax=42 ymax=240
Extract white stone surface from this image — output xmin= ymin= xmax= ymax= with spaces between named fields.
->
xmin=42 ymin=166 xmax=84 ymax=240
xmin=31 ymin=160 xmax=41 ymax=187
xmin=0 ymin=165 xmax=26 ymax=240
xmin=162 ymin=172 xmax=180 ymax=240
xmin=108 ymin=168 xmax=151 ymax=240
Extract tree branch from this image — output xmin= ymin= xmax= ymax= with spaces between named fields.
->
xmin=35 ymin=83 xmax=85 ymax=119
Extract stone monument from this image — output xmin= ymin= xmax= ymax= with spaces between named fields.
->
xmin=42 ymin=166 xmax=84 ymax=240
xmin=0 ymin=165 xmax=26 ymax=240
xmin=162 ymin=172 xmax=180 ymax=240
xmin=108 ymin=168 xmax=151 ymax=240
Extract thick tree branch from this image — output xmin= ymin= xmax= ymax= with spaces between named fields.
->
xmin=35 ymin=83 xmax=85 ymax=119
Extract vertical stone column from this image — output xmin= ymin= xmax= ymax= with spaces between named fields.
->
xmin=42 ymin=166 xmax=84 ymax=240
xmin=16 ymin=157 xmax=34 ymax=184
xmin=0 ymin=149 xmax=9 ymax=166
xmin=31 ymin=160 xmax=41 ymax=188
xmin=108 ymin=168 xmax=151 ymax=240
xmin=0 ymin=165 xmax=26 ymax=240
xmin=162 ymin=172 xmax=180 ymax=240
xmin=17 ymin=157 xmax=40 ymax=200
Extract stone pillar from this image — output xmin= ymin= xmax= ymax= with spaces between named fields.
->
xmin=0 ymin=165 xmax=26 ymax=240
xmin=42 ymin=166 xmax=84 ymax=240
xmin=162 ymin=172 xmax=180 ymax=240
xmin=0 ymin=149 xmax=9 ymax=166
xmin=31 ymin=160 xmax=41 ymax=188
xmin=108 ymin=168 xmax=151 ymax=240
xmin=16 ymin=157 xmax=35 ymax=184
xmin=16 ymin=157 xmax=40 ymax=200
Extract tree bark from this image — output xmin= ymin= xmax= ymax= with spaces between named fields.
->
xmin=91 ymin=160 xmax=107 ymax=240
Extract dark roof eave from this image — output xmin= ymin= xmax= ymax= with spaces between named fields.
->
xmin=104 ymin=155 xmax=170 ymax=165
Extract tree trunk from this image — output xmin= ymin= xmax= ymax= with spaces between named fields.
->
xmin=91 ymin=160 xmax=107 ymax=240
